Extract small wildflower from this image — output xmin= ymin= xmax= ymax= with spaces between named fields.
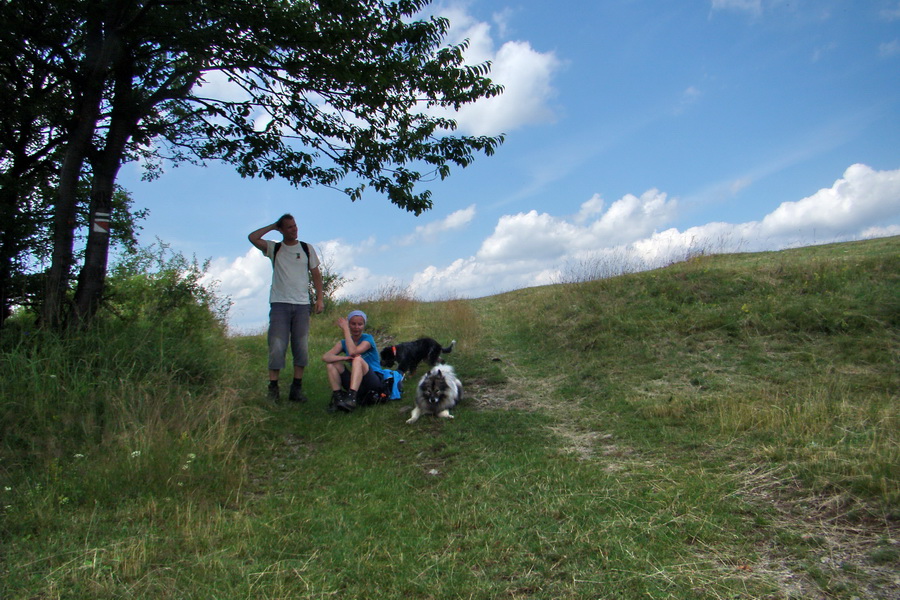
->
xmin=181 ymin=464 xmax=189 ymax=470
xmin=187 ymin=453 xmax=196 ymax=460
xmin=130 ymin=450 xmax=141 ymax=459
xmin=74 ymin=453 xmax=85 ymax=459
xmin=4 ymin=486 xmax=11 ymax=492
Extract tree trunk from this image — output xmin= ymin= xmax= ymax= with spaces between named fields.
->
xmin=41 ymin=135 xmax=91 ymax=328
xmin=71 ymin=164 xmax=125 ymax=328
xmin=0 ymin=174 xmax=25 ymax=327
xmin=41 ymin=17 xmax=120 ymax=329
xmin=71 ymin=56 xmax=136 ymax=328
xmin=0 ymin=198 xmax=17 ymax=327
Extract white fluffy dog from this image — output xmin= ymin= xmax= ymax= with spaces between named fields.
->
xmin=407 ymin=364 xmax=463 ymax=424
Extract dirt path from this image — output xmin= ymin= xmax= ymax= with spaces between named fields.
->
xmin=468 ymin=297 xmax=900 ymax=600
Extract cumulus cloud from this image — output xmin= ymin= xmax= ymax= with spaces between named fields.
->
xmin=477 ymin=211 xmax=578 ymax=263
xmin=205 ymin=249 xmax=267 ymax=300
xmin=574 ymin=193 xmax=607 ymax=224
xmin=211 ymin=164 xmax=900 ymax=330
xmin=758 ymin=164 xmax=900 ymax=237
xmin=585 ymin=189 xmax=677 ymax=246
xmin=428 ymin=3 xmax=561 ymax=135
xmin=407 ymin=189 xmax=677 ymax=297
xmin=405 ymin=164 xmax=900 ymax=299
xmin=201 ymin=248 xmax=271 ymax=332
xmin=453 ymin=40 xmax=561 ymax=135
xmin=474 ymin=190 xmax=676 ymax=266
xmin=193 ymin=3 xmax=562 ymax=139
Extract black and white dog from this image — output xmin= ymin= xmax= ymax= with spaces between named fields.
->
xmin=407 ymin=364 xmax=463 ymax=424
xmin=380 ymin=338 xmax=455 ymax=375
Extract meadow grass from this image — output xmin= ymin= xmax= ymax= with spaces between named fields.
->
xmin=1 ymin=236 xmax=897 ymax=599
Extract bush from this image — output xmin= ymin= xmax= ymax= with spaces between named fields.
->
xmin=106 ymin=239 xmax=231 ymax=330
xmin=0 ymin=240 xmax=252 ymax=510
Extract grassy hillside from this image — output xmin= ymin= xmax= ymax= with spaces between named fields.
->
xmin=1 ymin=236 xmax=897 ymax=599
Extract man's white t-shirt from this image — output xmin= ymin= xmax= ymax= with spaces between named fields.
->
xmin=265 ymin=240 xmax=320 ymax=304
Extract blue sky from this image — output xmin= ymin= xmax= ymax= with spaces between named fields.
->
xmin=118 ymin=0 xmax=900 ymax=332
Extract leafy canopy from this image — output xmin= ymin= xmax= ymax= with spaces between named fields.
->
xmin=128 ymin=0 xmax=505 ymax=214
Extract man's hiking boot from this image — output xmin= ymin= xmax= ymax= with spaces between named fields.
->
xmin=289 ymin=382 xmax=307 ymax=403
xmin=267 ymin=381 xmax=281 ymax=403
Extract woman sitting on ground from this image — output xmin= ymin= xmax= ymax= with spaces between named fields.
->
xmin=322 ymin=310 xmax=385 ymax=412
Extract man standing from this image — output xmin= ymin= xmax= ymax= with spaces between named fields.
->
xmin=249 ymin=214 xmax=325 ymax=402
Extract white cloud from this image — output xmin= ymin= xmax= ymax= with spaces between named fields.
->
xmin=585 ymin=189 xmax=677 ymax=246
xmin=201 ymin=248 xmax=271 ymax=331
xmin=574 ymin=193 xmax=606 ymax=224
xmin=412 ymin=189 xmax=678 ymax=297
xmin=476 ymin=210 xmax=578 ymax=263
xmin=623 ymin=164 xmax=900 ymax=257
xmin=758 ymin=163 xmax=900 ymax=237
xmin=491 ymin=8 xmax=515 ymax=39
xmin=211 ymin=164 xmax=900 ymax=330
xmin=192 ymin=6 xmax=564 ymax=140
xmin=454 ymin=40 xmax=561 ymax=135
xmin=811 ymin=42 xmax=836 ymax=63
xmin=204 ymin=248 xmax=268 ymax=301
xmin=395 ymin=205 xmax=476 ymax=246
xmin=861 ymin=224 xmax=900 ymax=238
xmin=316 ymin=237 xmax=377 ymax=274
xmin=402 ymin=164 xmax=900 ymax=300
xmin=429 ymin=3 xmax=562 ymax=136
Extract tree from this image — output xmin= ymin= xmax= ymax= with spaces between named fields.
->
xmin=6 ymin=0 xmax=504 ymax=329
xmin=0 ymin=1 xmax=73 ymax=326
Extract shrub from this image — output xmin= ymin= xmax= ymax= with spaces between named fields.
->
xmin=0 ymin=240 xmax=251 ymax=509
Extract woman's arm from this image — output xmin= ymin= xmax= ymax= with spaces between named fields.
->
xmin=322 ymin=341 xmax=351 ymax=363
xmin=343 ymin=336 xmax=371 ymax=357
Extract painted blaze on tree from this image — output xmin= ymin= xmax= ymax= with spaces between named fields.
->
xmin=1 ymin=0 xmax=504 ymax=328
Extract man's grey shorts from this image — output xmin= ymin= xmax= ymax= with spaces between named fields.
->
xmin=267 ymin=303 xmax=311 ymax=370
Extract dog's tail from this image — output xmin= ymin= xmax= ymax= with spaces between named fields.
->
xmin=442 ymin=340 xmax=456 ymax=354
